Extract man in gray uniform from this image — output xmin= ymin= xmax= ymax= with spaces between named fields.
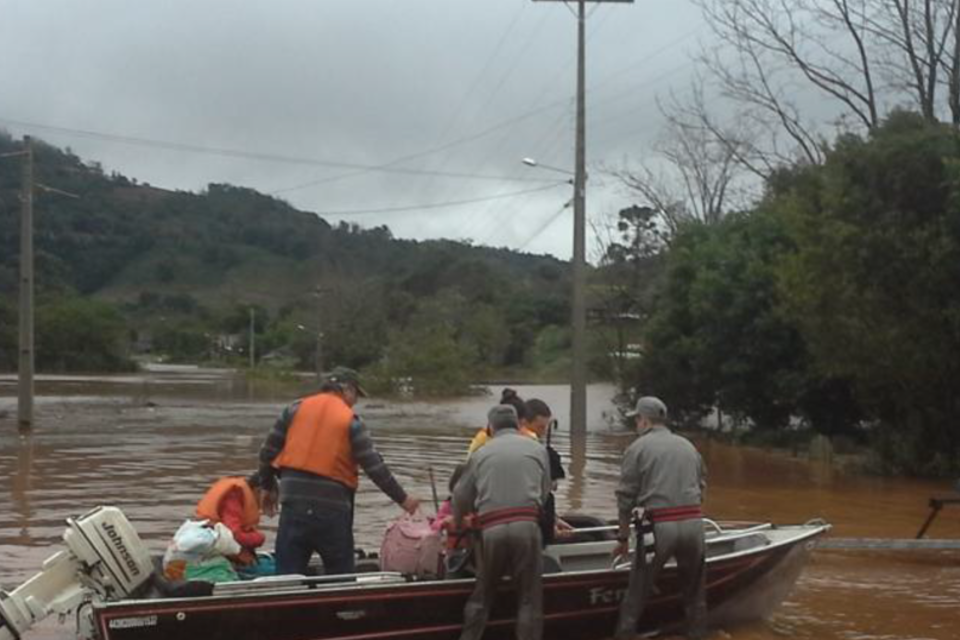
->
xmin=453 ymin=405 xmax=552 ymax=640
xmin=613 ymin=396 xmax=707 ymax=640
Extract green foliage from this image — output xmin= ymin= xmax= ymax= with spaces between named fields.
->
xmin=774 ymin=111 xmax=960 ymax=474
xmin=0 ymin=131 xmax=576 ymax=389
xmin=629 ymin=112 xmax=958 ymax=475
xmin=527 ymin=325 xmax=572 ymax=382
xmin=373 ymin=324 xmax=477 ymax=398
xmin=152 ymin=319 xmax=211 ymax=362
xmin=35 ymin=296 xmax=134 ymax=372
xmin=626 ymin=183 xmax=851 ymax=429
xmin=594 ymin=205 xmax=666 ymax=387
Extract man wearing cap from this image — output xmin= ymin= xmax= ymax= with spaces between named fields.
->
xmin=453 ymin=404 xmax=552 ymax=640
xmin=613 ymin=396 xmax=707 ymax=640
xmin=258 ymin=366 xmax=419 ymax=576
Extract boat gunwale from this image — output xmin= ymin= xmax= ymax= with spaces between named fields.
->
xmin=93 ymin=523 xmax=829 ymax=611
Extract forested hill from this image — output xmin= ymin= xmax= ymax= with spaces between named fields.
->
xmin=0 ymin=133 xmax=568 ymax=302
xmin=0 ymin=132 xmax=574 ymax=386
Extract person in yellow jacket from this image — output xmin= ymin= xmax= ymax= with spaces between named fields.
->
xmin=467 ymin=389 xmax=545 ymax=455
xmin=258 ymin=367 xmax=419 ymax=576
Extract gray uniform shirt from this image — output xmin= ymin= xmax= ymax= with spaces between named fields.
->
xmin=453 ymin=429 xmax=551 ymax=521
xmin=616 ymin=426 xmax=706 ymax=520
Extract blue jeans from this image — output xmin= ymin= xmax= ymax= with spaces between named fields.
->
xmin=275 ymin=501 xmax=355 ymax=576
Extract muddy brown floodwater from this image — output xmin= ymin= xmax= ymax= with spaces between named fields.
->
xmin=1 ymin=366 xmax=958 ymax=639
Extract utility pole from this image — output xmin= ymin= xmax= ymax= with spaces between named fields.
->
xmin=315 ymin=286 xmax=324 ymax=382
xmin=249 ymin=307 xmax=255 ymax=369
xmin=533 ymin=0 xmax=633 ymax=438
xmin=18 ymin=136 xmax=34 ymax=434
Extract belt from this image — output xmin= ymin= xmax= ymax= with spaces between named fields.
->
xmin=646 ymin=505 xmax=703 ymax=523
xmin=477 ymin=507 xmax=540 ymax=530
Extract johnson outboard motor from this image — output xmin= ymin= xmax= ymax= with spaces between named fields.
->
xmin=0 ymin=506 xmax=153 ymax=640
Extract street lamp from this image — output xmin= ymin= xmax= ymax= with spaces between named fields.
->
xmin=529 ymin=0 xmax=633 ymax=437
xmin=521 ymin=155 xmax=588 ymax=438
xmin=521 ymin=157 xmax=575 ymax=178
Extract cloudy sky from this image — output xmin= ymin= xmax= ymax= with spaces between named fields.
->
xmin=0 ymin=0 xmax=712 ymax=259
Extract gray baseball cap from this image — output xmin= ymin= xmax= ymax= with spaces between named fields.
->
xmin=488 ymin=404 xmax=519 ymax=431
xmin=626 ymin=396 xmax=668 ymax=421
xmin=325 ymin=366 xmax=368 ymax=397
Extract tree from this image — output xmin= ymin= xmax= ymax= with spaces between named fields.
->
xmin=611 ymin=83 xmax=751 ymax=232
xmin=689 ymin=0 xmax=960 ymax=172
xmin=375 ymin=321 xmax=477 ymax=398
xmin=35 ymin=297 xmax=133 ymax=372
xmin=630 ymin=206 xmax=863 ymax=436
xmin=775 ymin=111 xmax=960 ymax=474
xmin=594 ymin=205 xmax=664 ymax=387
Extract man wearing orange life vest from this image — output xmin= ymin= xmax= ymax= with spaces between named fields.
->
xmin=258 ymin=366 xmax=419 ymax=576
xmin=195 ymin=473 xmax=266 ymax=566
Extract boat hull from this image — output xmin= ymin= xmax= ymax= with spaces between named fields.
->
xmin=92 ymin=525 xmax=823 ymax=640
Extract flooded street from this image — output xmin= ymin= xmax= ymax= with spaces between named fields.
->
xmin=1 ymin=367 xmax=958 ymax=639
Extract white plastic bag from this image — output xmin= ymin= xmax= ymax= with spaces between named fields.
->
xmin=172 ymin=519 xmax=217 ymax=555
xmin=212 ymin=522 xmax=242 ymax=557
xmin=163 ymin=519 xmax=216 ymax=576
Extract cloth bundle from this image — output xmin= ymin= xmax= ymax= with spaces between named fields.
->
xmin=162 ymin=519 xmax=242 ymax=582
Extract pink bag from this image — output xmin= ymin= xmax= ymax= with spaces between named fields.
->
xmin=380 ymin=513 xmax=444 ymax=578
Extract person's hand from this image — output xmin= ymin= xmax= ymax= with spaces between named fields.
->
xmin=401 ymin=496 xmax=421 ymax=515
xmin=611 ymin=539 xmax=629 ymax=562
xmin=260 ymin=488 xmax=278 ymax=518
xmin=554 ymin=518 xmax=575 ymax=539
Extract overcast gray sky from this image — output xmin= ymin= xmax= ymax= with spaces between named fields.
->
xmin=0 ymin=0 xmax=711 ymax=259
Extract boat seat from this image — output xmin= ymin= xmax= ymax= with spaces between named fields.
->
xmin=213 ymin=571 xmax=409 ymax=596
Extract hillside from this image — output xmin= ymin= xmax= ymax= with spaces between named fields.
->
xmin=0 ymin=132 xmax=576 ymax=386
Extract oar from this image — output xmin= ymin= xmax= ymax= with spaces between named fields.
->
xmin=428 ymin=466 xmax=440 ymax=514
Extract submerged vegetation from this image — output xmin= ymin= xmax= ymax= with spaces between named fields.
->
xmin=617 ymin=113 xmax=960 ymax=476
xmin=0 ymin=132 xmax=600 ymax=390
xmin=2 ymin=113 xmax=958 ymax=475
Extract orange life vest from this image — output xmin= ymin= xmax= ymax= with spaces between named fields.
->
xmin=195 ymin=476 xmax=260 ymax=529
xmin=271 ymin=392 xmax=359 ymax=489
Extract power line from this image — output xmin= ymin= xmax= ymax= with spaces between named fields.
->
xmin=273 ymin=24 xmax=700 ymax=194
xmin=467 ymin=102 xmax=574 ymax=242
xmin=416 ymin=8 xmax=553 ymax=214
xmin=318 ymin=181 xmax=566 ymax=217
xmin=518 ymin=200 xmax=571 ymax=250
xmin=0 ymin=117 xmax=556 ymax=184
xmin=433 ymin=1 xmax=529 ymax=144
xmin=268 ymin=101 xmax=568 ymax=194
xmin=0 ymin=26 xmax=702 ymax=196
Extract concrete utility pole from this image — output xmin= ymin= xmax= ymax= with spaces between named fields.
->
xmin=18 ymin=136 xmax=34 ymax=434
xmin=315 ymin=286 xmax=324 ymax=382
xmin=532 ymin=0 xmax=633 ymax=438
xmin=249 ymin=307 xmax=256 ymax=369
